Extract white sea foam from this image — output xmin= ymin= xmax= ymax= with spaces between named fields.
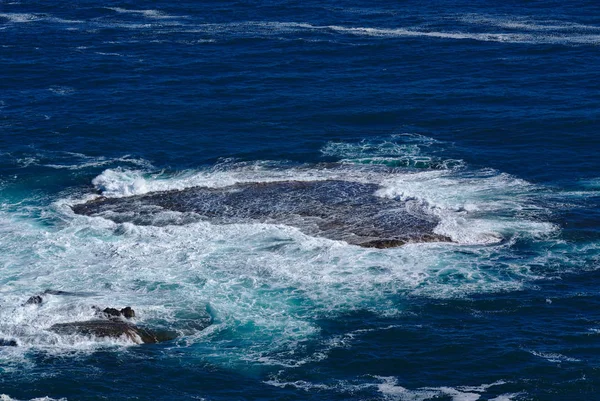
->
xmin=375 ymin=169 xmax=557 ymax=245
xmin=90 ymin=162 xmax=351 ymax=197
xmin=312 ymin=22 xmax=600 ymax=45
xmin=529 ymin=350 xmax=581 ymax=363
xmin=0 ymin=136 xmax=571 ymax=369
xmin=3 ymin=12 xmax=597 ymax=45
xmin=0 ymin=396 xmax=67 ymax=401
xmin=264 ymin=376 xmax=513 ymax=400
xmin=375 ymin=377 xmax=509 ymax=401
xmin=105 ymin=7 xmax=185 ymax=20
xmin=0 ymin=13 xmax=40 ymax=23
xmin=90 ymin=153 xmax=555 ymax=247
xmin=0 ymin=13 xmax=83 ymax=24
xmin=0 ymin=184 xmax=532 ymax=362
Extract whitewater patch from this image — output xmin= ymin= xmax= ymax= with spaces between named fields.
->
xmin=0 ymin=185 xmax=537 ymax=364
xmin=88 ymin=160 xmax=556 ymax=247
xmin=0 ymin=136 xmax=570 ymax=369
xmin=375 ymin=377 xmax=510 ymax=401
xmin=375 ymin=169 xmax=557 ymax=245
xmin=322 ymin=134 xmax=464 ymax=169
xmin=264 ymin=376 xmax=518 ymax=401
xmin=90 ymin=162 xmax=364 ymax=198
xmin=0 ymin=396 xmax=67 ymax=401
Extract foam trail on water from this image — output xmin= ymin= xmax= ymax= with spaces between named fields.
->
xmin=457 ymin=14 xmax=600 ymax=32
xmin=105 ymin=7 xmax=186 ymax=20
xmin=188 ymin=21 xmax=600 ymax=46
xmin=2 ymin=11 xmax=598 ymax=45
xmin=374 ymin=377 xmax=512 ymax=401
xmin=0 ymin=396 xmax=67 ymax=401
xmin=264 ymin=376 xmax=514 ymax=400
xmin=0 ymin=13 xmax=83 ymax=24
xmin=0 ymin=13 xmax=40 ymax=23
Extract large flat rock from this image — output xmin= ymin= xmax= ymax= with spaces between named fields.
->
xmin=72 ymin=180 xmax=451 ymax=248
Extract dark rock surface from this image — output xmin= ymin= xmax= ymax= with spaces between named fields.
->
xmin=0 ymin=339 xmax=17 ymax=347
xmin=72 ymin=180 xmax=452 ymax=248
xmin=99 ymin=306 xmax=136 ymax=319
xmin=121 ymin=307 xmax=135 ymax=319
xmin=24 ymin=295 xmax=43 ymax=305
xmin=50 ymin=320 xmax=176 ymax=344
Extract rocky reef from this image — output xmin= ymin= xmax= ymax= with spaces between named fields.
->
xmin=72 ymin=180 xmax=451 ymax=247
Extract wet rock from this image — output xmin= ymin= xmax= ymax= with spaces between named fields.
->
xmin=0 ymin=339 xmax=17 ymax=347
xmin=72 ymin=180 xmax=454 ymax=248
xmin=24 ymin=295 xmax=43 ymax=305
xmin=44 ymin=290 xmax=76 ymax=296
xmin=50 ymin=320 xmax=174 ymax=344
xmin=121 ymin=307 xmax=135 ymax=319
xmin=102 ymin=307 xmax=122 ymax=317
xmin=97 ymin=306 xmax=136 ymax=319
xmin=360 ymin=234 xmax=452 ymax=249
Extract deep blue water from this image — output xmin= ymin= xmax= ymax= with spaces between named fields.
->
xmin=1 ymin=1 xmax=600 ymax=400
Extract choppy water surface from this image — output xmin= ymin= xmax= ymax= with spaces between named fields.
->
xmin=1 ymin=1 xmax=600 ymax=400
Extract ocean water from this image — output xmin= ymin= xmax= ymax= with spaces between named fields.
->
xmin=1 ymin=0 xmax=600 ymax=400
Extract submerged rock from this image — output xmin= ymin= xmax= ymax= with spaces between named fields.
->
xmin=72 ymin=180 xmax=452 ymax=248
xmin=0 ymin=339 xmax=17 ymax=347
xmin=43 ymin=290 xmax=91 ymax=296
xmin=50 ymin=320 xmax=176 ymax=344
xmin=24 ymin=289 xmax=96 ymax=306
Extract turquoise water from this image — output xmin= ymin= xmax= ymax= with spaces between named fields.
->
xmin=1 ymin=1 xmax=600 ymax=400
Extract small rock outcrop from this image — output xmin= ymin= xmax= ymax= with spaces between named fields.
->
xmin=98 ymin=306 xmax=136 ymax=319
xmin=24 ymin=295 xmax=43 ymax=305
xmin=0 ymin=339 xmax=17 ymax=347
xmin=50 ymin=320 xmax=167 ymax=344
xmin=121 ymin=306 xmax=135 ymax=319
xmin=50 ymin=306 xmax=176 ymax=344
